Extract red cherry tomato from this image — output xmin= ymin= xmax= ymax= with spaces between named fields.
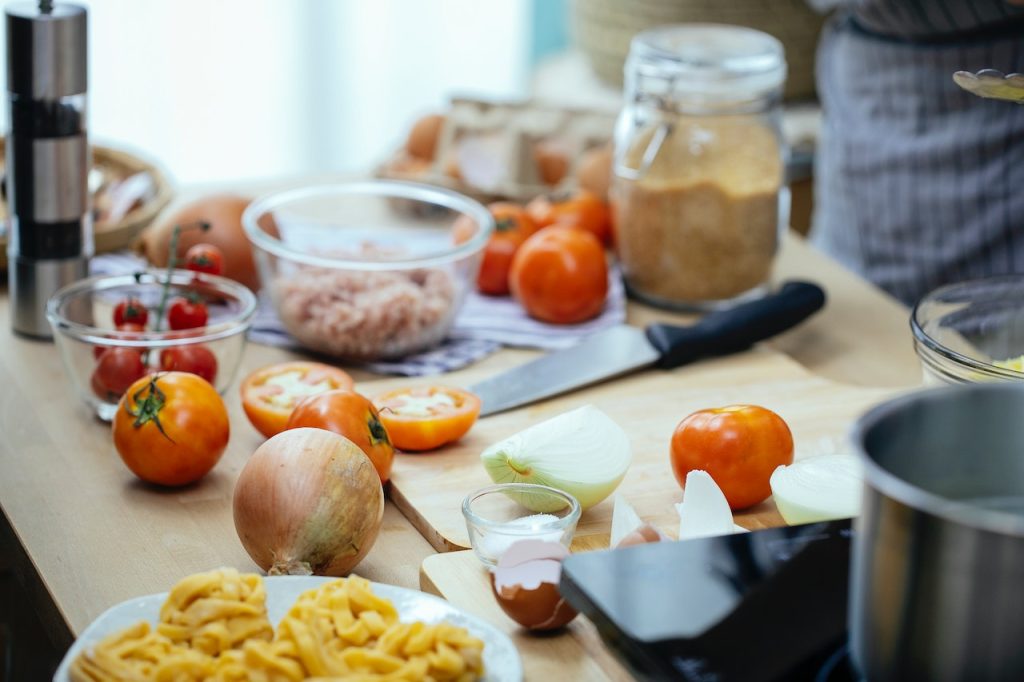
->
xmin=91 ymin=347 xmax=147 ymax=402
xmin=167 ymin=297 xmax=209 ymax=330
xmin=184 ymin=243 xmax=225 ymax=276
xmin=92 ymin=323 xmax=146 ymax=359
xmin=670 ymin=405 xmax=794 ymax=511
xmin=112 ymin=297 xmax=148 ymax=327
xmin=159 ymin=345 xmax=218 ymax=384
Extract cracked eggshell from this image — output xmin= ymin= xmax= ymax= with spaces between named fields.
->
xmin=489 ymin=539 xmax=578 ymax=631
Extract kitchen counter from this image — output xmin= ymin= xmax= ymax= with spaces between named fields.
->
xmin=0 ymin=179 xmax=919 ymax=674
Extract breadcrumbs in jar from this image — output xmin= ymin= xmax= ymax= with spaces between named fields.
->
xmin=612 ymin=24 xmax=788 ymax=309
xmin=613 ymin=117 xmax=782 ymax=304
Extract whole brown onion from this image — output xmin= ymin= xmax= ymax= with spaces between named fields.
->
xmin=233 ymin=428 xmax=384 ymax=576
xmin=136 ymin=194 xmax=260 ymax=291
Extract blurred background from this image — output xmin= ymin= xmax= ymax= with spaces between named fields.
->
xmin=0 ymin=0 xmax=821 ymax=185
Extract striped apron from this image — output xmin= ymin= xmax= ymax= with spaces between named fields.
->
xmin=810 ymin=0 xmax=1024 ymax=304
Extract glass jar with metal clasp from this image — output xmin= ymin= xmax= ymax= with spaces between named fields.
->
xmin=612 ymin=24 xmax=788 ymax=310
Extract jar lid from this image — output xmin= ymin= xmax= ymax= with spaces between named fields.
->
xmin=628 ymin=24 xmax=786 ymax=97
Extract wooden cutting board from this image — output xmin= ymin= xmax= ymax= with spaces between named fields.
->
xmin=364 ymin=346 xmax=900 ymax=554
xmin=421 ymin=550 xmax=634 ymax=682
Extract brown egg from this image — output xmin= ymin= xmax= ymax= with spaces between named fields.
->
xmin=405 ymin=113 xmax=446 ymax=161
xmin=489 ymin=540 xmax=578 ymax=631
xmin=616 ymin=523 xmax=664 ymax=548
xmin=534 ymin=141 xmax=570 ymax=187
xmin=387 ymin=153 xmax=432 ymax=177
xmin=576 ymin=144 xmax=612 ymax=202
xmin=136 ymin=194 xmax=259 ymax=291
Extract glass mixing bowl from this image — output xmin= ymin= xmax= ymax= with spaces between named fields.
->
xmin=47 ymin=270 xmax=256 ymax=420
xmin=242 ymin=181 xmax=493 ymax=361
xmin=912 ymin=276 xmax=1024 ymax=385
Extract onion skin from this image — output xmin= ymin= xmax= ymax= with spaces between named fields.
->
xmin=136 ymin=194 xmax=260 ymax=291
xmin=232 ymin=428 xmax=384 ymax=576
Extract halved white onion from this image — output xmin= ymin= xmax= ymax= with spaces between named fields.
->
xmin=770 ymin=454 xmax=864 ymax=525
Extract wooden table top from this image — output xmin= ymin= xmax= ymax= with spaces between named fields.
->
xmin=0 ymin=179 xmax=920 ymax=665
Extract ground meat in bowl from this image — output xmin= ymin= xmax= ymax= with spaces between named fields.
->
xmin=274 ymin=267 xmax=458 ymax=359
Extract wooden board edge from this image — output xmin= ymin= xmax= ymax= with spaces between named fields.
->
xmin=389 ymin=484 xmax=470 ymax=554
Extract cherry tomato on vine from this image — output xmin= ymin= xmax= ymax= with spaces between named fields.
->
xmin=112 ymin=372 xmax=229 ymax=486
xmin=92 ymin=323 xmax=146 ymax=359
xmin=159 ymin=344 xmax=218 ymax=384
xmin=167 ymin=297 xmax=209 ymax=330
xmin=373 ymin=386 xmax=481 ymax=451
xmin=112 ymin=297 xmax=148 ymax=327
xmin=670 ymin=405 xmax=794 ymax=511
xmin=240 ymin=361 xmax=355 ymax=438
xmin=285 ymin=389 xmax=394 ymax=483
xmin=184 ymin=243 xmax=225 ymax=276
xmin=91 ymin=347 xmax=147 ymax=402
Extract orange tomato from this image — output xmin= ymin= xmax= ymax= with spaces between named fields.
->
xmin=285 ymin=389 xmax=394 ymax=483
xmin=476 ymin=203 xmax=537 ymax=296
xmin=112 ymin=372 xmax=230 ymax=486
xmin=509 ymin=226 xmax=608 ymax=324
xmin=670 ymin=405 xmax=794 ymax=511
xmin=373 ymin=387 xmax=481 ymax=451
xmin=526 ymin=190 xmax=612 ymax=246
xmin=240 ymin=361 xmax=354 ymax=438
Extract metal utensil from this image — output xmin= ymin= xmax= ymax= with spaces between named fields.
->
xmin=953 ymin=69 xmax=1024 ymax=103
xmin=850 ymin=383 xmax=1024 ymax=681
xmin=469 ymin=281 xmax=825 ymax=417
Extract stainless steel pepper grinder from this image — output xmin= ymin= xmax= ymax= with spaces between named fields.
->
xmin=5 ymin=0 xmax=90 ymax=338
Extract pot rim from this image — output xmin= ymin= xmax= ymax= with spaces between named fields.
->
xmin=851 ymin=383 xmax=1024 ymax=538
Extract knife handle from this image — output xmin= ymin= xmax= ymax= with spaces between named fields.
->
xmin=645 ymin=281 xmax=826 ymax=369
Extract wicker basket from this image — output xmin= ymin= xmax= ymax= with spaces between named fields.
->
xmin=0 ymin=141 xmax=173 ymax=270
xmin=572 ymin=0 xmax=826 ymax=101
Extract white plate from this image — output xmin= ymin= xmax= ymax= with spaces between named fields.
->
xmin=54 ymin=576 xmax=522 ymax=682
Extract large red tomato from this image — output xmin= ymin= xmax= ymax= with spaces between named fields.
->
xmin=526 ymin=189 xmax=612 ymax=246
xmin=112 ymin=372 xmax=229 ymax=486
xmin=475 ymin=203 xmax=538 ymax=296
xmin=285 ymin=389 xmax=394 ymax=483
xmin=670 ymin=405 xmax=794 ymax=510
xmin=509 ymin=226 xmax=608 ymax=324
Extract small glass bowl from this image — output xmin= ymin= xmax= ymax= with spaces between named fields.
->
xmin=242 ymin=181 xmax=494 ymax=361
xmin=912 ymin=276 xmax=1024 ymax=385
xmin=46 ymin=270 xmax=257 ymax=420
xmin=462 ymin=483 xmax=581 ymax=567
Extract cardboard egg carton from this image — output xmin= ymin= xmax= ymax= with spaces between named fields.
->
xmin=378 ymin=97 xmax=616 ymax=204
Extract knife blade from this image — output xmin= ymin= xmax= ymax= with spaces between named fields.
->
xmin=470 ymin=281 xmax=826 ymax=417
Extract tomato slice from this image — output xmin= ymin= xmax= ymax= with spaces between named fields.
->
xmin=240 ymin=361 xmax=354 ymax=438
xmin=373 ymin=386 xmax=481 ymax=451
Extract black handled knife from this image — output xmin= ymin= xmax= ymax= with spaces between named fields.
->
xmin=470 ymin=281 xmax=826 ymax=417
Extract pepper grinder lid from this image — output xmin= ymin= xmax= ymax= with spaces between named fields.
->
xmin=6 ymin=1 xmax=87 ymax=99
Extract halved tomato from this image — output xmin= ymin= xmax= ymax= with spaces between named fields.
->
xmin=240 ymin=361 xmax=355 ymax=438
xmin=372 ymin=386 xmax=481 ymax=452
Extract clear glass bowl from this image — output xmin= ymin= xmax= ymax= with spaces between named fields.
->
xmin=241 ymin=181 xmax=494 ymax=361
xmin=462 ymin=483 xmax=581 ymax=567
xmin=46 ymin=270 xmax=257 ymax=420
xmin=912 ymin=276 xmax=1024 ymax=385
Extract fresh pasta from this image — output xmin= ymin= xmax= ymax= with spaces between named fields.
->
xmin=69 ymin=571 xmax=486 ymax=682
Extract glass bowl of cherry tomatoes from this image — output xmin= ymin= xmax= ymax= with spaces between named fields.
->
xmin=46 ymin=268 xmax=257 ymax=421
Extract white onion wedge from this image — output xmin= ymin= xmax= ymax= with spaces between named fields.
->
xmin=770 ymin=454 xmax=864 ymax=525
xmin=676 ymin=470 xmax=748 ymax=541
xmin=481 ymin=405 xmax=631 ymax=512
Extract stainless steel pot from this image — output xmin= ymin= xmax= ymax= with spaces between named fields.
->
xmin=850 ymin=383 xmax=1024 ymax=682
